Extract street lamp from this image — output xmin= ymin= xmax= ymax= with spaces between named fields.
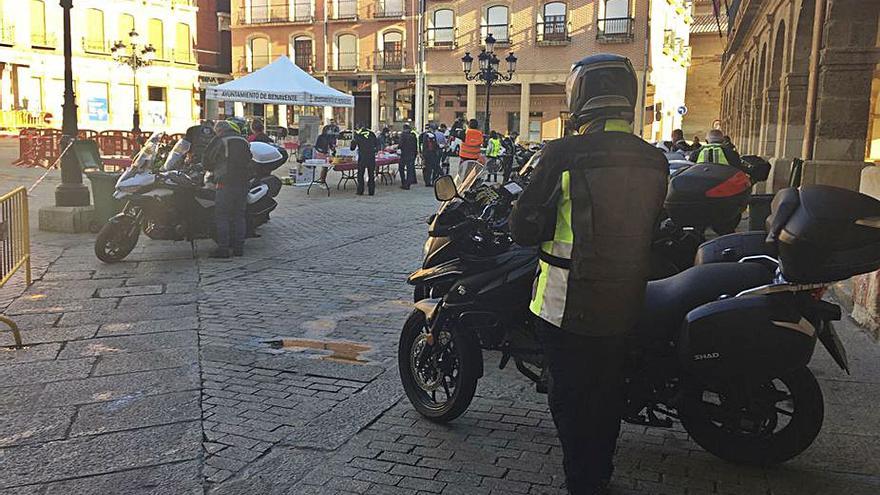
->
xmin=111 ymin=30 xmax=156 ymax=132
xmin=55 ymin=0 xmax=90 ymax=207
xmin=461 ymin=34 xmax=517 ymax=133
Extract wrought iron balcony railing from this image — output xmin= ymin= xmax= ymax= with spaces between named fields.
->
xmin=293 ymin=53 xmax=316 ymax=72
xmin=425 ymin=27 xmax=455 ymax=49
xmin=31 ymin=32 xmax=57 ymax=49
xmin=330 ymin=0 xmax=358 ymax=21
xmin=373 ymin=0 xmax=405 ymax=18
xmin=0 ymin=24 xmax=15 ymax=46
xmin=239 ymin=55 xmax=272 ymax=73
xmin=82 ymin=37 xmax=109 ymax=54
xmin=537 ymin=16 xmax=569 ymax=43
xmin=480 ymin=23 xmax=510 ymax=44
xmin=335 ymin=51 xmax=359 ymax=71
xmin=597 ymin=17 xmax=634 ymax=42
xmin=235 ymin=2 xmax=313 ymax=25
xmin=373 ymin=49 xmax=405 ymax=70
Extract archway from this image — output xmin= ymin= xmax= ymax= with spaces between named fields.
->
xmin=764 ymin=21 xmax=786 ymax=157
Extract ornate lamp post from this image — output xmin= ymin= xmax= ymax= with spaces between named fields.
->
xmin=55 ymin=0 xmax=90 ymax=207
xmin=461 ymin=34 xmax=517 ymax=134
xmin=111 ymin=31 xmax=156 ymax=132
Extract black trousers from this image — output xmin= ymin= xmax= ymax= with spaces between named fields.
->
xmin=357 ymin=160 xmax=376 ymax=195
xmin=537 ymin=318 xmax=626 ymax=495
xmin=215 ymin=181 xmax=247 ymax=251
xmin=422 ymin=154 xmax=441 ymax=185
xmin=399 ymin=156 xmax=417 ymax=186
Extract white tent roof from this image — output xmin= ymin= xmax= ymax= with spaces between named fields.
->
xmin=206 ymin=56 xmax=354 ymax=108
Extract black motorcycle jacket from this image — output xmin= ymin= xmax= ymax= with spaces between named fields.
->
xmin=204 ymin=132 xmax=253 ymax=184
xmin=350 ymin=129 xmax=379 ymax=164
xmin=510 ymin=121 xmax=668 ymax=336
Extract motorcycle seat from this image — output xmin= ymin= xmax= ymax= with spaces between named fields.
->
xmin=635 ymin=262 xmax=773 ymax=340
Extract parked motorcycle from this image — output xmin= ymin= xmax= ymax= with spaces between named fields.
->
xmin=94 ymin=133 xmax=279 ymax=263
xmin=399 ymin=166 xmax=880 ymax=466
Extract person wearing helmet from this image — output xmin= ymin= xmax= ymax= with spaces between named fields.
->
xmin=510 ymin=54 xmax=668 ymax=495
xmin=225 ymin=116 xmax=248 ymax=137
xmin=204 ymin=120 xmax=254 ymax=258
xmin=695 ymin=128 xmax=742 ymax=167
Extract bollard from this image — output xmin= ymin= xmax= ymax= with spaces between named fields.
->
xmin=0 ymin=187 xmax=31 ymax=348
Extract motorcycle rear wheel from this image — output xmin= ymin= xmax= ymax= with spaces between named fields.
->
xmin=94 ymin=219 xmax=140 ymax=263
xmin=398 ymin=310 xmax=480 ymax=423
xmin=680 ymin=366 xmax=823 ymax=466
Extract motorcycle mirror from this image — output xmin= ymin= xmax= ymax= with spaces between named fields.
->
xmin=434 ymin=175 xmax=459 ymax=202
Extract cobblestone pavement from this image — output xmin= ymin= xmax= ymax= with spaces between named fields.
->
xmin=1 ymin=146 xmax=879 ymax=494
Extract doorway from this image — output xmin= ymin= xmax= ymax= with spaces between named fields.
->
xmin=354 ymin=92 xmax=371 ymax=128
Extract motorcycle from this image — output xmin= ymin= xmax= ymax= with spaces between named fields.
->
xmin=94 ymin=133 xmax=280 ymax=263
xmin=398 ymin=165 xmax=880 ymax=466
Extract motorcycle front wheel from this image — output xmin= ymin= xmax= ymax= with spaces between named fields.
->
xmin=94 ymin=218 xmax=140 ymax=263
xmin=398 ymin=310 xmax=480 ymax=423
xmin=680 ymin=366 xmax=823 ymax=466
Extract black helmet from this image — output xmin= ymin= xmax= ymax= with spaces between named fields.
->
xmin=566 ymin=54 xmax=638 ymax=128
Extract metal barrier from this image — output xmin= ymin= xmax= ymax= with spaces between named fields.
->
xmin=0 ymin=187 xmax=30 ymax=348
xmin=0 ymin=110 xmax=52 ymax=131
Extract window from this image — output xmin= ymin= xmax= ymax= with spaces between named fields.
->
xmin=291 ymin=35 xmax=313 ymax=71
xmin=175 ymin=23 xmax=192 ymax=63
xmin=146 ymin=86 xmax=167 ymax=127
xmin=430 ymin=9 xmax=454 ymax=47
xmin=148 ymin=19 xmax=165 ymax=59
xmin=377 ymin=0 xmax=404 ymax=18
xmin=539 ymin=3 xmax=568 ymax=42
xmin=84 ymin=9 xmax=106 ymax=53
xmin=119 ymin=14 xmax=135 ymax=41
xmin=336 ymin=33 xmax=357 ymax=70
xmin=395 ymin=87 xmax=414 ymax=122
xmin=483 ymin=6 xmax=509 ymax=43
xmin=251 ymin=0 xmax=269 ymax=23
xmin=381 ymin=31 xmax=403 ymax=70
xmin=248 ymin=36 xmax=270 ymax=70
xmin=598 ymin=0 xmax=632 ymax=37
xmin=507 ymin=112 xmax=520 ymax=135
xmin=529 ymin=112 xmax=543 ymax=142
xmin=30 ymin=0 xmax=50 ymax=47
xmin=335 ymin=0 xmax=357 ymax=20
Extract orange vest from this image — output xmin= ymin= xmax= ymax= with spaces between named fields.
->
xmin=459 ymin=129 xmax=483 ymax=160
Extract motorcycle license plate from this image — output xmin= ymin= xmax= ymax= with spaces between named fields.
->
xmin=504 ymin=182 xmax=523 ymax=195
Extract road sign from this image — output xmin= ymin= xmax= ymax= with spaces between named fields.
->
xmin=677 ymin=105 xmax=688 ymax=116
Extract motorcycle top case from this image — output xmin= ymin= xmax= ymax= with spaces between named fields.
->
xmin=767 ymin=185 xmax=880 ymax=283
xmin=694 ymin=231 xmax=776 ymax=265
xmin=679 ymin=294 xmax=816 ymax=380
xmin=664 ymin=164 xmax=751 ymax=229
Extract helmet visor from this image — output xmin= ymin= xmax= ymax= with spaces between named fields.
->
xmin=565 ymin=64 xmax=585 ymax=111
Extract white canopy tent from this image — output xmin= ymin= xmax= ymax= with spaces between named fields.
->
xmin=206 ymin=56 xmax=354 ymax=108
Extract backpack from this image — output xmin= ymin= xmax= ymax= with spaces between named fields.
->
xmin=422 ymin=132 xmax=438 ymax=153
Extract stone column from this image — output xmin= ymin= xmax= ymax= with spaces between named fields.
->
xmin=233 ymin=102 xmax=245 ymax=117
xmin=852 ymin=166 xmax=880 ymax=335
xmin=370 ymin=74 xmax=380 ymax=131
xmin=748 ymin=96 xmax=762 ymax=154
xmin=762 ymin=88 xmax=780 ymax=158
xmin=767 ymin=72 xmax=809 ymax=191
xmin=518 ymin=82 xmax=530 ymax=139
xmin=466 ymin=82 xmax=477 ymax=120
xmin=802 ymin=0 xmax=880 ymax=190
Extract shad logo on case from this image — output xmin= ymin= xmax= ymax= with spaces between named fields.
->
xmin=693 ymin=352 xmax=720 ymax=361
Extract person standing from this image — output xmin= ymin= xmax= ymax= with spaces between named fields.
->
xmin=434 ymin=124 xmax=449 ymax=175
xmin=458 ymin=119 xmax=483 ymax=176
xmin=485 ymin=131 xmax=503 ymax=182
xmin=501 ymin=131 xmax=519 ymax=183
xmin=420 ymin=124 xmax=442 ymax=186
xmin=351 ymin=125 xmax=379 ymax=196
xmin=248 ymin=119 xmax=273 ymax=143
xmin=377 ymin=127 xmax=391 ymax=151
xmin=669 ymin=128 xmax=690 ymax=154
xmin=509 ymin=54 xmax=668 ymax=495
xmin=204 ymin=120 xmax=254 ymax=258
xmin=696 ymin=129 xmax=742 ymax=168
xmin=398 ymin=124 xmax=419 ymax=189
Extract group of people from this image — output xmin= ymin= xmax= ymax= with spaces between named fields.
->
xmin=662 ymin=127 xmax=743 ymax=168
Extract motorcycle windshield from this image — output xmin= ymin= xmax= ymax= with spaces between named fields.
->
xmin=161 ymin=139 xmax=191 ymax=171
xmin=130 ymin=133 xmax=165 ymax=173
xmin=437 ymin=162 xmax=484 ymax=216
xmin=517 ymin=150 xmax=543 ymax=178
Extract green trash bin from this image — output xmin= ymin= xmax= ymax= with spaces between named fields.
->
xmin=84 ymin=169 xmax=122 ymax=233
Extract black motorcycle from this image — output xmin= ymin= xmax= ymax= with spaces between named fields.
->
xmin=399 ymin=168 xmax=880 ymax=466
xmin=94 ymin=134 xmax=279 ymax=263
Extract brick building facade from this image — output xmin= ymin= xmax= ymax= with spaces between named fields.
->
xmin=682 ymin=0 xmax=725 ymax=140
xmin=197 ymin=0 xmax=233 ymax=119
xmin=230 ymin=0 xmax=417 ymax=129
xmin=425 ymin=0 xmax=692 ymax=142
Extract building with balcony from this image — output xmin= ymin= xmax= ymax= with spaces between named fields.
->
xmin=425 ymin=0 xmax=693 ymax=142
xmin=230 ymin=0 xmax=417 ymax=130
xmin=717 ymin=0 xmax=879 ymax=192
xmin=682 ymin=0 xmax=726 ymax=140
xmin=197 ymin=0 xmax=234 ymax=120
xmin=0 ymin=0 xmax=202 ymax=132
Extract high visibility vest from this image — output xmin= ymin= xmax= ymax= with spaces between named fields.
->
xmin=459 ymin=129 xmax=483 ymax=160
xmin=696 ymin=144 xmax=729 ymax=165
xmin=487 ymin=138 xmax=502 ymax=158
xmin=529 ymin=119 xmax=634 ymax=326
